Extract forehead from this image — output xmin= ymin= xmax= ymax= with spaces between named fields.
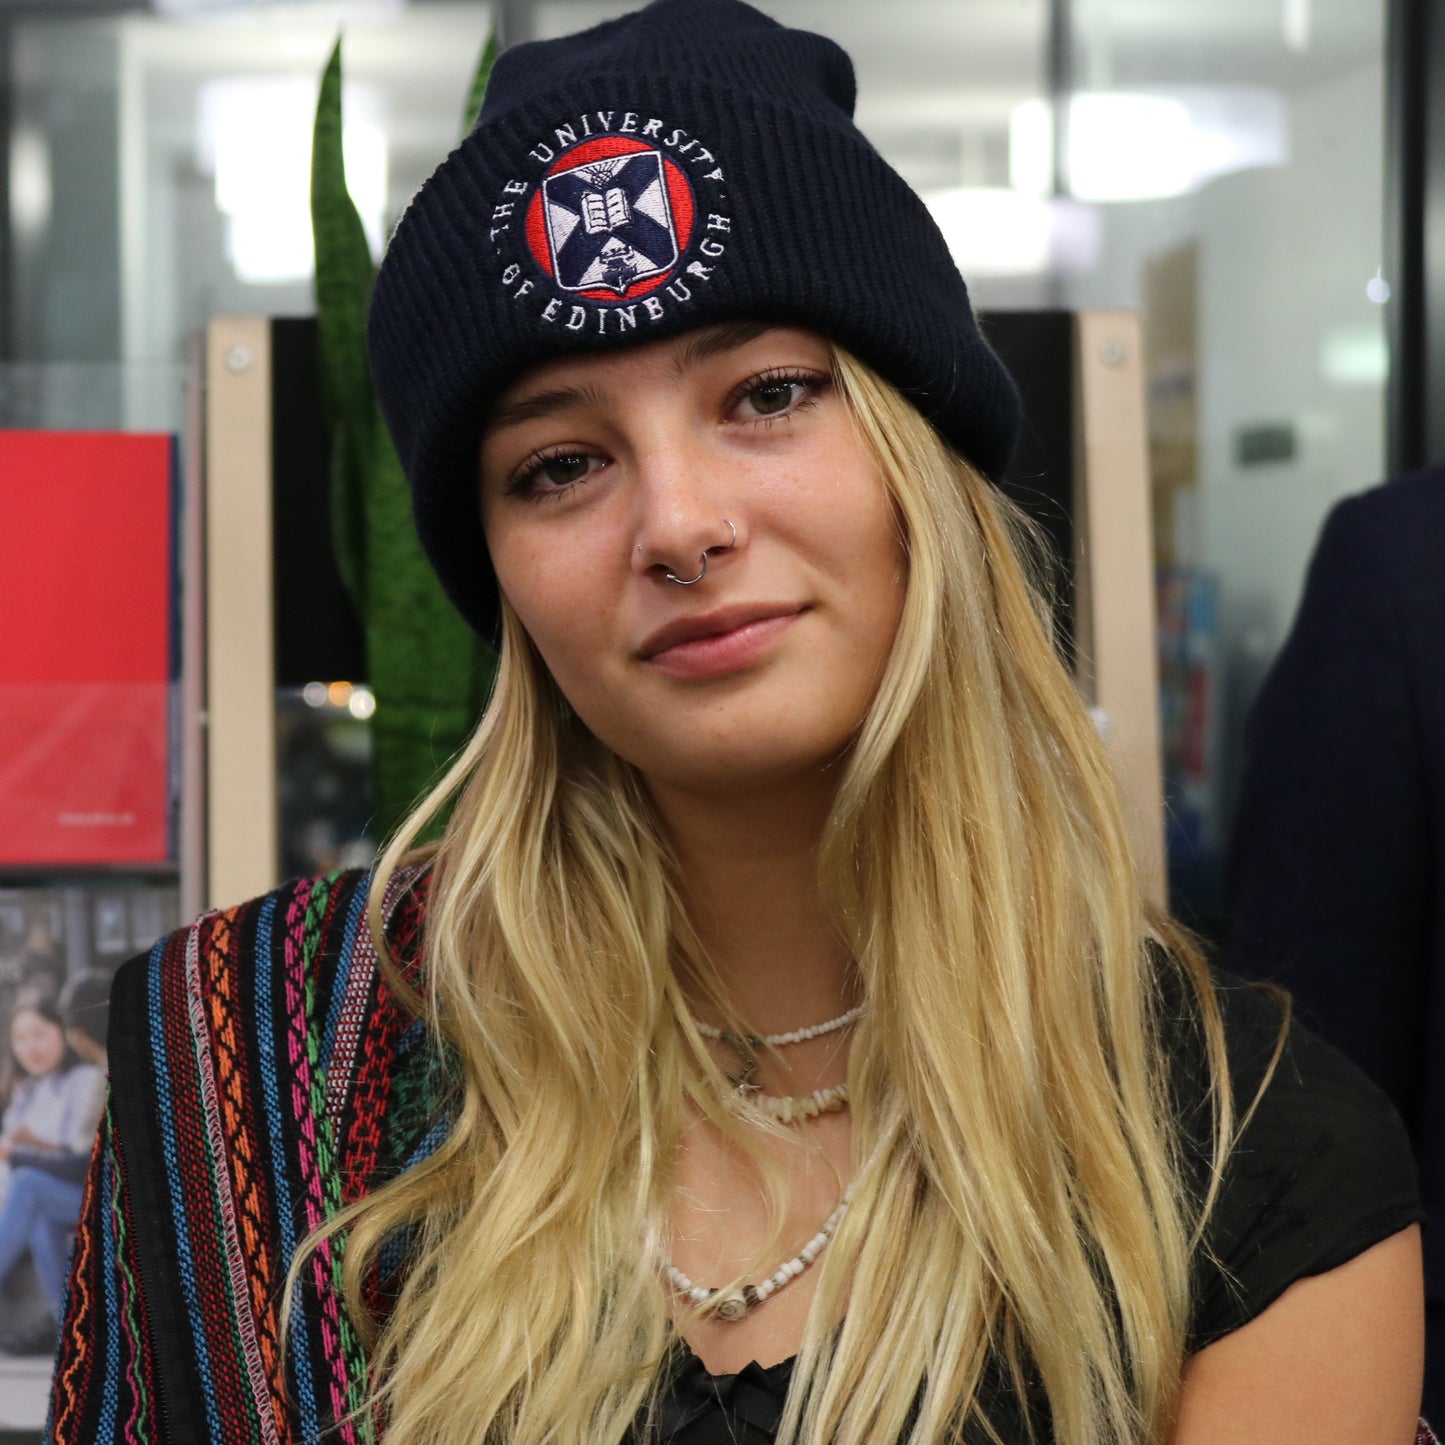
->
xmin=485 ymin=322 xmax=830 ymax=419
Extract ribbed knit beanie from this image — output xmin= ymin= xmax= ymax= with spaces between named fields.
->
xmin=368 ymin=0 xmax=1022 ymax=640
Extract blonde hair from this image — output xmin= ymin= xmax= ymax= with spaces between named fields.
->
xmin=295 ymin=347 xmax=1235 ymax=1444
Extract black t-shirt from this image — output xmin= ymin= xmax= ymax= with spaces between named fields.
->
xmin=647 ymin=977 xmax=1424 ymax=1442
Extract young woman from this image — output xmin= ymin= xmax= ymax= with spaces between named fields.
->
xmin=0 ymin=979 xmax=103 ymax=1352
xmin=50 ymin=1 xmax=1425 ymax=1442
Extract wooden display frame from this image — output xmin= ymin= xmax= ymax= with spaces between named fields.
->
xmin=203 ymin=316 xmax=278 ymax=911
xmin=1071 ymin=311 xmax=1165 ymax=904
xmin=199 ymin=310 xmax=1163 ymax=909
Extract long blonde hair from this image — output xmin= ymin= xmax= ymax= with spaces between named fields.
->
xmin=297 ymin=346 xmax=1234 ymax=1444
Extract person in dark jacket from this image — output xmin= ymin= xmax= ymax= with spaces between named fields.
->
xmin=1227 ymin=464 xmax=1445 ymax=1416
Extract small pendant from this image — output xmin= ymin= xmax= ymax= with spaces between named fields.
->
xmin=709 ymin=1284 xmax=759 ymax=1322
xmin=729 ymin=1054 xmax=760 ymax=1094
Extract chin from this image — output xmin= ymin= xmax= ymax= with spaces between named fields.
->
xmin=567 ymin=684 xmax=868 ymax=797
xmin=621 ymin=732 xmax=855 ymax=799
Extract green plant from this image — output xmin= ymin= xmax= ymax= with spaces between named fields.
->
xmin=310 ymin=33 xmax=498 ymax=846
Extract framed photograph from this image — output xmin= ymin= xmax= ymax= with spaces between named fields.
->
xmin=0 ymin=884 xmax=177 ymax=1433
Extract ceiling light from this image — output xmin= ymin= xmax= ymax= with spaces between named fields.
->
xmin=1012 ymin=93 xmax=1192 ymax=203
xmin=1319 ymin=328 xmax=1388 ymax=387
xmin=1011 ymin=89 xmax=1286 ymax=204
xmin=9 ymin=127 xmax=51 ymax=240
xmin=1283 ymin=0 xmax=1311 ymax=52
xmin=197 ymin=75 xmax=387 ymax=285
xmin=923 ymin=188 xmax=1053 ymax=277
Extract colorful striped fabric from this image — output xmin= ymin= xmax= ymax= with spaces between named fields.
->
xmin=46 ymin=867 xmax=439 ymax=1445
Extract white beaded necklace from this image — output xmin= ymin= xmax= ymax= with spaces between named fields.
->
xmin=668 ymin=1008 xmax=859 ymax=1317
xmin=664 ymin=1186 xmax=853 ymax=1321
xmin=739 ymin=1082 xmax=849 ymax=1123
xmin=694 ymin=1004 xmax=864 ymax=1050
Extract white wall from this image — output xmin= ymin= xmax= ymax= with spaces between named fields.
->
xmin=1059 ymin=58 xmax=1386 ymax=824
xmin=1196 ymin=61 xmax=1386 ymax=650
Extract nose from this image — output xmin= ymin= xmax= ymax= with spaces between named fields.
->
xmin=629 ymin=446 xmax=741 ymax=584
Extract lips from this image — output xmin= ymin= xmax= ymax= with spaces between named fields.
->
xmin=637 ymin=603 xmax=804 ymax=675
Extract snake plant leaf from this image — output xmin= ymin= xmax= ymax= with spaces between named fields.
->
xmin=461 ymin=27 xmax=499 ymax=136
xmin=328 ymin=422 xmax=366 ymax=619
xmin=311 ymin=34 xmax=377 ymax=615
xmin=310 ymin=29 xmax=500 ymax=849
xmin=360 ymin=417 xmax=490 ymax=841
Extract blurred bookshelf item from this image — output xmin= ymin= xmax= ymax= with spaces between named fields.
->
xmin=0 ymin=431 xmax=178 ymax=867
xmin=1158 ymin=565 xmax=1221 ymax=857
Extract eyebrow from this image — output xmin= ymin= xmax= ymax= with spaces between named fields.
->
xmin=484 ymin=382 xmax=609 ymax=435
xmin=482 ymin=321 xmax=777 ymax=436
xmin=667 ymin=320 xmax=773 ymax=379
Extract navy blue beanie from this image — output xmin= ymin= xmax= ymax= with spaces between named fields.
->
xmin=368 ymin=0 xmax=1022 ymax=640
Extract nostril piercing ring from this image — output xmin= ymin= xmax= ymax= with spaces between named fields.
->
xmin=664 ymin=518 xmax=736 ymax=586
xmin=666 ymin=554 xmax=708 ymax=585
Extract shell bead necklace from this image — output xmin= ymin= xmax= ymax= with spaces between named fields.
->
xmin=694 ymin=1004 xmax=864 ymax=1050
xmin=740 ymin=1083 xmax=850 ymax=1123
xmin=669 ymin=1007 xmax=859 ymax=1316
xmin=664 ymin=1186 xmax=853 ymax=1321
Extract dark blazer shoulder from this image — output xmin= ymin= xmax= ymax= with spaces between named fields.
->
xmin=1322 ymin=467 xmax=1445 ymax=603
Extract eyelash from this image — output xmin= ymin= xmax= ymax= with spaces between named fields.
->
xmin=722 ymin=367 xmax=830 ymax=424
xmin=505 ymin=445 xmax=603 ymax=502
xmin=504 ymin=366 xmax=832 ymax=502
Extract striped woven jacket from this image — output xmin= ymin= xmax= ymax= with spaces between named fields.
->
xmin=47 ymin=867 xmax=441 ymax=1445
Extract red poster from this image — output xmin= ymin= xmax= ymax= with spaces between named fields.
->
xmin=0 ymin=431 xmax=177 ymax=865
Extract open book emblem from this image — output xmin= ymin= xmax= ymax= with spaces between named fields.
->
xmin=540 ymin=149 xmax=682 ymax=296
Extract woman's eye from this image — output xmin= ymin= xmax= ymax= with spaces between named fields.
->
xmin=537 ymin=453 xmax=595 ymax=486
xmin=746 ymin=381 xmax=803 ymax=417
xmin=732 ymin=371 xmax=825 ymax=423
xmin=510 ymin=448 xmax=605 ymax=497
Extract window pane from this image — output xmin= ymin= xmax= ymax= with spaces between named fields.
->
xmin=1056 ymin=0 xmax=1387 ymax=930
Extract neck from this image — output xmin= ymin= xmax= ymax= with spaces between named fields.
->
xmin=649 ymin=771 xmax=857 ymax=1031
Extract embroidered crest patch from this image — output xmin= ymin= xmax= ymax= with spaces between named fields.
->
xmin=491 ymin=111 xmax=729 ymax=334
xmin=526 ymin=137 xmax=695 ymax=301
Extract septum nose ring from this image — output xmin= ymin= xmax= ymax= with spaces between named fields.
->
xmin=665 ymin=518 xmax=737 ymax=586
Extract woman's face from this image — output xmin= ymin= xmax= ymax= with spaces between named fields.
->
xmin=11 ymin=1008 xmax=64 ymax=1077
xmin=479 ymin=324 xmax=906 ymax=797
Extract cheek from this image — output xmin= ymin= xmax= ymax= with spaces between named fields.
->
xmin=491 ymin=524 xmax=575 ymax=642
xmin=491 ymin=533 xmax=619 ymax=702
xmin=832 ymin=490 xmax=908 ymax=689
xmin=813 ymin=470 xmax=907 ymax=616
